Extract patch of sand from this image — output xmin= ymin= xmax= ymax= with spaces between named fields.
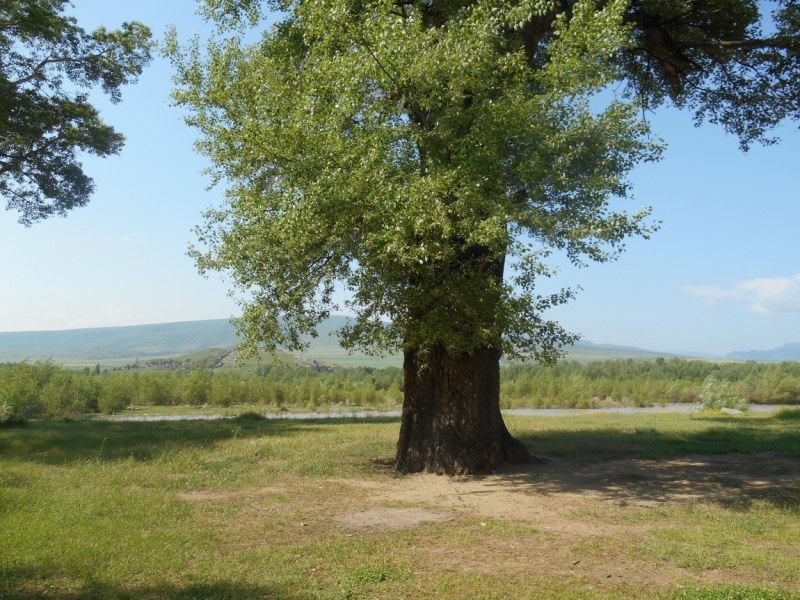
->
xmin=333 ymin=451 xmax=799 ymax=589
xmin=348 ymin=452 xmax=800 ymax=533
xmin=175 ymin=486 xmax=285 ymax=502
xmin=336 ymin=507 xmax=452 ymax=529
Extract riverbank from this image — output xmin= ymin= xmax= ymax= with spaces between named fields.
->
xmin=96 ymin=403 xmax=790 ymax=422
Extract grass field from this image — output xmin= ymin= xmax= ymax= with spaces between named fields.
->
xmin=2 ymin=410 xmax=800 ymax=599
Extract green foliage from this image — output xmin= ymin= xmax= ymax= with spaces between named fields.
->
xmin=167 ymin=0 xmax=799 ymax=368
xmin=0 ymin=359 xmax=54 ymax=420
xmin=621 ymin=0 xmax=800 ymax=151
xmin=139 ymin=373 xmax=178 ymax=406
xmin=499 ymin=358 xmax=800 ymax=409
xmin=775 ymin=407 xmax=800 ymax=420
xmin=235 ymin=411 xmax=265 ymax=421
xmin=182 ymin=365 xmax=213 ymax=405
xmin=168 ymin=0 xmax=661 ymax=363
xmin=0 ymin=360 xmax=408 ymax=416
xmin=210 ymin=370 xmax=248 ymax=407
xmin=98 ymin=374 xmax=133 ymax=414
xmin=41 ymin=369 xmax=100 ymax=415
xmin=3 ymin=358 xmax=799 ymax=417
xmin=699 ymin=380 xmax=750 ymax=412
xmin=0 ymin=403 xmax=25 ymax=426
xmin=0 ymin=0 xmax=154 ymax=225
xmin=773 ymin=375 xmax=800 ymax=403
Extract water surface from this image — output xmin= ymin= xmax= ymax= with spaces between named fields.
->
xmin=102 ymin=404 xmax=786 ymax=422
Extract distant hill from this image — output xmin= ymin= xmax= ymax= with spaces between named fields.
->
xmin=0 ymin=319 xmax=239 ymax=363
xmin=566 ymin=340 xmax=682 ymax=362
xmin=284 ymin=316 xmax=397 ymax=367
xmin=242 ymin=317 xmax=686 ymax=364
xmin=1 ymin=316 xmax=690 ymax=367
xmin=726 ymin=343 xmax=800 ymax=362
xmin=668 ymin=350 xmax=724 ymax=360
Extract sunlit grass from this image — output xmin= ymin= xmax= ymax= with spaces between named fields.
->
xmin=1 ymin=412 xmax=799 ymax=598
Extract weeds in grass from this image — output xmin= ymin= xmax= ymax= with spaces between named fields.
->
xmin=636 ymin=498 xmax=800 ymax=581
xmin=775 ymin=408 xmax=800 ymax=420
xmin=674 ymin=586 xmax=800 ymax=599
xmin=570 ymin=535 xmax=618 ymax=557
xmin=346 ymin=564 xmax=409 ymax=585
xmin=236 ymin=411 xmax=266 ymax=422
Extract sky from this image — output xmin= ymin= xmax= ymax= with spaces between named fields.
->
xmin=0 ymin=0 xmax=798 ymax=356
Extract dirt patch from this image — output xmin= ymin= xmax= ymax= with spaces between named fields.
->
xmin=173 ymin=454 xmax=800 ymax=591
xmin=337 ymin=507 xmax=452 ymax=529
xmin=175 ymin=486 xmax=285 ymax=502
xmin=352 ymin=452 xmax=800 ymax=530
xmin=212 ymin=350 xmax=238 ymax=368
xmin=338 ymin=453 xmax=800 ymax=589
xmin=421 ymin=534 xmax=756 ymax=591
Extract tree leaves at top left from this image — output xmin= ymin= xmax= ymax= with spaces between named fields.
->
xmin=0 ymin=0 xmax=154 ymax=225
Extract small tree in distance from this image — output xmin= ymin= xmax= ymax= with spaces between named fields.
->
xmin=699 ymin=380 xmax=750 ymax=412
xmin=168 ymin=0 xmax=798 ymax=475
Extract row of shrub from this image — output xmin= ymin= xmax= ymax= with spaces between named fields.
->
xmin=0 ymin=361 xmax=404 ymax=421
xmin=2 ymin=357 xmax=799 ymax=423
xmin=499 ymin=358 xmax=800 ymax=408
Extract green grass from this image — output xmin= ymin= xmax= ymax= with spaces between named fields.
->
xmin=508 ymin=411 xmax=800 ymax=459
xmin=674 ymin=587 xmax=800 ymax=600
xmin=2 ymin=412 xmax=799 ymax=599
xmin=775 ymin=408 xmax=800 ymax=421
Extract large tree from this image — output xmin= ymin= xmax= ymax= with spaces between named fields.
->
xmin=169 ymin=0 xmax=799 ymax=475
xmin=0 ymin=0 xmax=153 ymax=225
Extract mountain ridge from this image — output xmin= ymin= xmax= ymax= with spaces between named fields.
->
xmin=726 ymin=343 xmax=800 ymax=362
xmin=0 ymin=317 xmax=795 ymax=365
xmin=0 ymin=319 xmax=239 ymax=362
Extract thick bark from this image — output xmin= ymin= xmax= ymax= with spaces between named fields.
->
xmin=394 ymin=345 xmax=533 ymax=475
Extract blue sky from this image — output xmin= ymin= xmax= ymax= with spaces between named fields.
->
xmin=0 ymin=0 xmax=798 ymax=356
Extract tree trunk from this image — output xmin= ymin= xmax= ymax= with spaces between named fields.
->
xmin=394 ymin=345 xmax=533 ymax=475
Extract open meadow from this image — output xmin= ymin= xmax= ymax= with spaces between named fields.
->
xmin=2 ymin=410 xmax=800 ymax=599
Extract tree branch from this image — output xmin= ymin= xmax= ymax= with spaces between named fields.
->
xmin=686 ymin=38 xmax=798 ymax=52
xmin=4 ymin=45 xmax=125 ymax=89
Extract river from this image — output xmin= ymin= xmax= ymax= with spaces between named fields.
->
xmin=100 ymin=404 xmax=787 ymax=422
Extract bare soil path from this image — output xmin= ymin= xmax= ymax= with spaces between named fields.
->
xmin=331 ymin=452 xmax=800 ymax=591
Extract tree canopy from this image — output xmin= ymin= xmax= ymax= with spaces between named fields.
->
xmin=0 ymin=0 xmax=154 ymax=225
xmin=169 ymin=0 xmax=798 ymax=364
xmin=170 ymin=0 xmax=667 ymax=363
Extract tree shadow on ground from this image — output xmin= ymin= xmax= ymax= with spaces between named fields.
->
xmin=505 ymin=452 xmax=800 ymax=507
xmin=398 ymin=416 xmax=800 ymax=511
xmin=0 ymin=416 xmax=400 ymax=465
xmin=0 ymin=574 xmax=306 ymax=600
xmin=515 ymin=418 xmax=800 ymax=460
xmin=478 ymin=421 xmax=800 ymax=509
